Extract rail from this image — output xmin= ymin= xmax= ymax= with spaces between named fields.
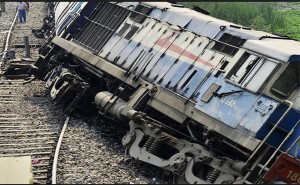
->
xmin=0 ymin=11 xmax=18 ymax=73
xmin=52 ymin=116 xmax=70 ymax=184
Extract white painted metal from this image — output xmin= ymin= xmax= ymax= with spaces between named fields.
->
xmin=107 ymin=19 xmax=150 ymax=63
xmin=0 ymin=11 xmax=18 ymax=72
xmin=52 ymin=116 xmax=70 ymax=184
xmin=121 ymin=22 xmax=168 ymax=69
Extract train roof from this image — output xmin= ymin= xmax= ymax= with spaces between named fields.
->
xmin=243 ymin=39 xmax=300 ymax=62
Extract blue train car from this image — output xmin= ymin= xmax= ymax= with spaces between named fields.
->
xmin=33 ymin=2 xmax=300 ymax=184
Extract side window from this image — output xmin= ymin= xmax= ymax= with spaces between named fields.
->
xmin=212 ymin=33 xmax=246 ymax=56
xmin=271 ymin=62 xmax=300 ymax=97
xmin=124 ymin=25 xmax=139 ymax=40
xmin=229 ymin=53 xmax=258 ymax=84
xmin=117 ymin=23 xmax=131 ymax=37
xmin=227 ymin=53 xmax=277 ymax=93
xmin=130 ymin=4 xmax=152 ymax=23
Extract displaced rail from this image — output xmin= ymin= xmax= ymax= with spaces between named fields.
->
xmin=52 ymin=116 xmax=70 ymax=184
xmin=0 ymin=11 xmax=18 ymax=72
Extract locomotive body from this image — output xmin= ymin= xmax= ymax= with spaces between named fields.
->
xmin=33 ymin=2 xmax=300 ymax=184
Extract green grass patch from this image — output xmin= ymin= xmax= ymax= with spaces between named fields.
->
xmin=179 ymin=2 xmax=300 ymax=41
xmin=277 ymin=10 xmax=300 ymax=40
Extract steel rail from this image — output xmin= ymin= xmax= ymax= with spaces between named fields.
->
xmin=0 ymin=11 xmax=18 ymax=72
xmin=52 ymin=116 xmax=70 ymax=184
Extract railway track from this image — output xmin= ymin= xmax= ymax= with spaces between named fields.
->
xmin=0 ymin=2 xmax=65 ymax=184
xmin=0 ymin=78 xmax=67 ymax=184
xmin=0 ymin=2 xmax=172 ymax=184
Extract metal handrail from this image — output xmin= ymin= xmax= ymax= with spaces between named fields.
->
xmin=286 ymin=136 xmax=300 ymax=158
xmin=258 ymin=118 xmax=300 ymax=178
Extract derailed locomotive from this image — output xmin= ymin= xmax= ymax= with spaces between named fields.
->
xmin=31 ymin=2 xmax=300 ymax=184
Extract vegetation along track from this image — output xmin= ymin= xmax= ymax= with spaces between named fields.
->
xmin=0 ymin=2 xmax=172 ymax=184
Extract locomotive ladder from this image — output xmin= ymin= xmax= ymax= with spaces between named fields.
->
xmin=242 ymin=100 xmax=294 ymax=184
xmin=31 ymin=26 xmax=58 ymax=78
xmin=258 ymin=120 xmax=300 ymax=184
xmin=39 ymin=30 xmax=56 ymax=60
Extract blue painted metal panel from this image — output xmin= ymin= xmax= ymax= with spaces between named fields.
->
xmin=65 ymin=2 xmax=98 ymax=36
xmin=256 ymin=103 xmax=300 ymax=158
xmin=195 ymin=77 xmax=259 ymax=128
xmin=280 ymin=122 xmax=299 ymax=159
xmin=282 ymin=123 xmax=300 ymax=158
xmin=289 ymin=55 xmax=300 ymax=62
xmin=57 ymin=2 xmax=84 ymax=35
xmin=238 ymin=96 xmax=279 ymax=134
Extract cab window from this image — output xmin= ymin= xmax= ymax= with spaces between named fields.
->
xmin=227 ymin=52 xmax=277 ymax=93
xmin=271 ymin=62 xmax=300 ymax=97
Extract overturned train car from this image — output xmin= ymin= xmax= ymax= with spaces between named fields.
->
xmin=31 ymin=2 xmax=300 ymax=184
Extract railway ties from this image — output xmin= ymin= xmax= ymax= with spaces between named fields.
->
xmin=0 ymin=80 xmax=41 ymax=102
xmin=0 ymin=79 xmax=64 ymax=184
xmin=0 ymin=80 xmax=58 ymax=184
xmin=0 ymin=2 xmax=63 ymax=184
xmin=0 ymin=113 xmax=59 ymax=184
xmin=0 ymin=122 xmax=57 ymax=184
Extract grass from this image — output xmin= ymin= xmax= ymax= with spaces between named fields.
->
xmin=277 ymin=10 xmax=300 ymax=40
xmin=179 ymin=2 xmax=300 ymax=41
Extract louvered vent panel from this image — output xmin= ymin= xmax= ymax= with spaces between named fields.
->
xmin=74 ymin=2 xmax=130 ymax=52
